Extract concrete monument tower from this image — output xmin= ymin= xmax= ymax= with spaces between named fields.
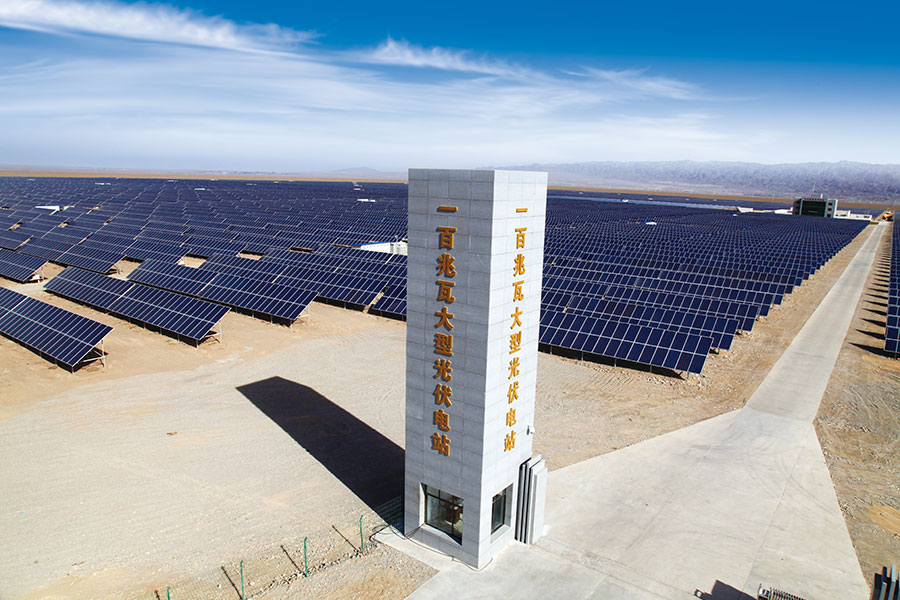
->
xmin=404 ymin=168 xmax=548 ymax=568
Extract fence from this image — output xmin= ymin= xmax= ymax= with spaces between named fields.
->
xmin=153 ymin=496 xmax=403 ymax=600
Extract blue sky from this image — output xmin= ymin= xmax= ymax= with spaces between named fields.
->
xmin=0 ymin=0 xmax=898 ymax=172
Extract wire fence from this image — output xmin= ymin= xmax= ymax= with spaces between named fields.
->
xmin=153 ymin=496 xmax=403 ymax=600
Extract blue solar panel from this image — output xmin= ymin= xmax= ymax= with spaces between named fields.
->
xmin=109 ymin=284 xmax=229 ymax=342
xmin=0 ymin=249 xmax=46 ymax=282
xmin=46 ymin=267 xmax=228 ymax=343
xmin=0 ymin=229 xmax=31 ymax=250
xmin=128 ymin=260 xmax=218 ymax=296
xmin=0 ymin=288 xmax=112 ymax=369
xmin=45 ymin=266 xmax=131 ymax=309
xmin=18 ymin=237 xmax=74 ymax=261
xmin=56 ymin=244 xmax=123 ymax=273
xmin=199 ymin=274 xmax=316 ymax=321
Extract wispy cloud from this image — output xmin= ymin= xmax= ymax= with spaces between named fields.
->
xmin=0 ymin=0 xmax=315 ymax=52
xmin=1 ymin=0 xmax=823 ymax=170
xmin=359 ymin=38 xmax=537 ymax=80
xmin=581 ymin=68 xmax=699 ymax=100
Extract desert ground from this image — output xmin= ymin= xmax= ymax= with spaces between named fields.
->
xmin=0 ymin=223 xmax=897 ymax=599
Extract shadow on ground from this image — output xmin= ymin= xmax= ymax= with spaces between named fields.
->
xmin=237 ymin=376 xmax=404 ymax=521
xmin=693 ymin=580 xmax=754 ymax=599
xmin=850 ymin=342 xmax=895 ymax=359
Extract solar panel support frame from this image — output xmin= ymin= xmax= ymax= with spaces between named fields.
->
xmin=75 ymin=338 xmax=107 ymax=372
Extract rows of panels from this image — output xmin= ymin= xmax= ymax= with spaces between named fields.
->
xmin=0 ymin=286 xmax=112 ymax=369
xmin=45 ymin=267 xmax=229 ymax=342
xmin=539 ymin=310 xmax=713 ymax=374
xmin=0 ymin=177 xmax=869 ymax=376
xmin=563 ymin=296 xmax=738 ymax=351
xmin=886 ymin=223 xmax=899 ymax=354
xmin=538 ymin=199 xmax=865 ymax=371
xmin=126 ymin=260 xmax=316 ymax=322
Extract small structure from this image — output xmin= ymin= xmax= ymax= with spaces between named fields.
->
xmin=792 ymin=195 xmax=837 ymax=217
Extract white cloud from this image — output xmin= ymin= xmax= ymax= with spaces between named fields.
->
xmin=0 ymin=44 xmax=762 ymax=170
xmin=4 ymin=1 xmax=876 ymax=169
xmin=0 ymin=0 xmax=315 ymax=52
xmin=359 ymin=38 xmax=537 ymax=80
xmin=582 ymin=68 xmax=699 ymax=100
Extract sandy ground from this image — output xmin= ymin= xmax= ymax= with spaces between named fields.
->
xmin=0 ymin=223 xmax=895 ymax=599
xmin=815 ymin=223 xmax=900 ymax=583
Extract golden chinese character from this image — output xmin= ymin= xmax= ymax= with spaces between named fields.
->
xmin=513 ymin=280 xmax=525 ymax=302
xmin=507 ymin=381 xmax=519 ymax=403
xmin=509 ymin=331 xmax=521 ymax=354
xmin=433 ymin=359 xmax=453 ymax=381
xmin=437 ymin=226 xmax=457 ymax=250
xmin=436 ymin=279 xmax=456 ymax=303
xmin=515 ymin=227 xmax=527 ymax=249
xmin=513 ymin=253 xmax=525 ymax=276
xmin=436 ymin=253 xmax=456 ymax=277
xmin=506 ymin=408 xmax=517 ymax=427
xmin=434 ymin=306 xmax=454 ymax=330
xmin=504 ymin=430 xmax=516 ymax=452
xmin=434 ymin=332 xmax=454 ymax=356
xmin=508 ymin=357 xmax=520 ymax=379
xmin=434 ymin=409 xmax=451 ymax=432
xmin=432 ymin=432 xmax=451 ymax=456
xmin=433 ymin=383 xmax=453 ymax=406
xmin=510 ymin=306 xmax=523 ymax=329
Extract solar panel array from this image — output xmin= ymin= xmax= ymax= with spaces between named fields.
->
xmin=886 ymin=223 xmax=899 ymax=355
xmin=128 ymin=259 xmax=316 ymax=322
xmin=0 ymin=248 xmax=46 ymax=282
xmin=45 ymin=267 xmax=229 ymax=344
xmin=0 ymin=177 xmax=869 ymax=375
xmin=538 ymin=198 xmax=866 ymax=373
xmin=0 ymin=286 xmax=112 ymax=370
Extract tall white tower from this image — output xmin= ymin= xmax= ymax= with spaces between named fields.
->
xmin=403 ymin=168 xmax=548 ymax=567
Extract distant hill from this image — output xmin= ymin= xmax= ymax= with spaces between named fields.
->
xmin=495 ymin=161 xmax=900 ymax=206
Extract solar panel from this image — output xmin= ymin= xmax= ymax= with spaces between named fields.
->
xmin=0 ymin=249 xmax=46 ymax=282
xmin=56 ymin=244 xmax=123 ymax=273
xmin=46 ymin=267 xmax=228 ymax=343
xmin=0 ymin=286 xmax=25 ymax=311
xmin=109 ymin=284 xmax=229 ymax=342
xmin=128 ymin=260 xmax=218 ymax=296
xmin=17 ymin=237 xmax=74 ymax=261
xmin=45 ymin=266 xmax=131 ymax=309
xmin=0 ymin=288 xmax=112 ymax=369
xmin=199 ymin=274 xmax=316 ymax=321
xmin=0 ymin=229 xmax=31 ymax=250
xmin=539 ymin=311 xmax=712 ymax=374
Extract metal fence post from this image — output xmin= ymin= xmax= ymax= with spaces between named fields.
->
xmin=240 ymin=560 xmax=244 ymax=599
xmin=359 ymin=515 xmax=365 ymax=553
xmin=303 ymin=536 xmax=309 ymax=577
xmin=166 ymin=586 xmax=171 ymax=600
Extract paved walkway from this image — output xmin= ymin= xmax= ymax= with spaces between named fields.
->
xmin=384 ymin=223 xmax=883 ymax=600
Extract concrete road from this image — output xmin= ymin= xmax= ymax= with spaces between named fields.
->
xmin=386 ymin=223 xmax=883 ymax=599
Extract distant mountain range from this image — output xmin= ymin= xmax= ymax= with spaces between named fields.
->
xmin=494 ymin=161 xmax=900 ymax=206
